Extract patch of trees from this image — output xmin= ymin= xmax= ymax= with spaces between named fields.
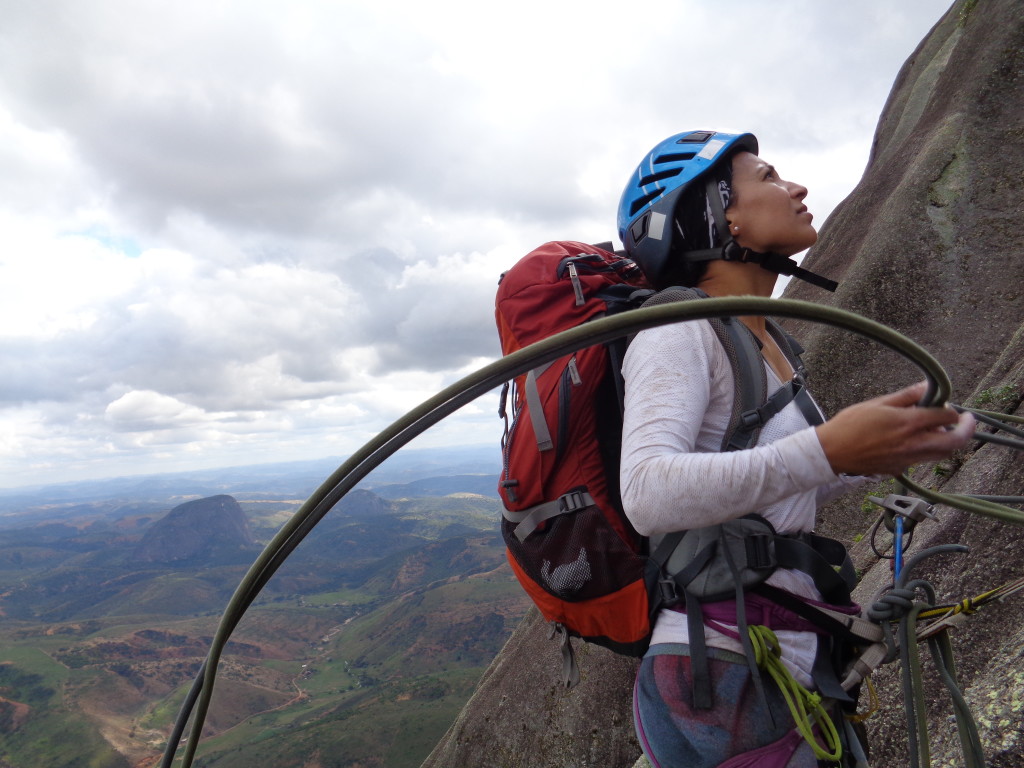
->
xmin=0 ymin=666 xmax=55 ymax=706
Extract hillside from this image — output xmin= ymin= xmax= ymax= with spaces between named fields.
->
xmin=0 ymin=458 xmax=531 ymax=768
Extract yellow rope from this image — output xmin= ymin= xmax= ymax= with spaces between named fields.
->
xmin=846 ymin=677 xmax=880 ymax=724
xmin=909 ymin=575 xmax=1024 ymax=624
xmin=916 ymin=598 xmax=977 ymax=621
xmin=748 ymin=625 xmax=842 ymax=762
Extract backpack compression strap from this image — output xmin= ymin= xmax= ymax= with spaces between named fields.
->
xmin=502 ymin=489 xmax=595 ymax=542
xmin=523 ymin=363 xmax=555 ymax=452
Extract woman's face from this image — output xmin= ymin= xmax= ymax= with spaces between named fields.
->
xmin=725 ymin=151 xmax=817 ymax=256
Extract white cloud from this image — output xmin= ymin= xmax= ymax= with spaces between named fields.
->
xmin=105 ymin=390 xmax=210 ymax=431
xmin=0 ymin=0 xmax=954 ymax=487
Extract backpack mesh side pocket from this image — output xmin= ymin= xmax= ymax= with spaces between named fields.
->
xmin=503 ymin=502 xmax=645 ymax=602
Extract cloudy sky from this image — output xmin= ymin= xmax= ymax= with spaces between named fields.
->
xmin=0 ymin=0 xmax=952 ymax=489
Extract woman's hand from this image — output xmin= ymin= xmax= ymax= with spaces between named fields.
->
xmin=815 ymin=381 xmax=976 ymax=477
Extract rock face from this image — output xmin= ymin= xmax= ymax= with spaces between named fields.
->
xmin=784 ymin=0 xmax=1024 ymax=429
xmin=133 ymin=494 xmax=255 ymax=564
xmin=785 ymin=1 xmax=1024 ymax=765
xmin=421 ymin=607 xmax=641 ymax=768
xmin=423 ymin=1 xmax=1024 ymax=766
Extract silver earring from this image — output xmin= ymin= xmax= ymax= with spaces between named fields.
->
xmin=732 ymin=226 xmax=740 ymax=233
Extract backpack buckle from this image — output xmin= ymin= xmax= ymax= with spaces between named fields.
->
xmin=739 ymin=407 xmax=763 ymax=430
xmin=559 ymin=489 xmax=591 ymax=513
xmin=658 ymin=577 xmax=681 ymax=607
xmin=744 ymin=533 xmax=775 ymax=570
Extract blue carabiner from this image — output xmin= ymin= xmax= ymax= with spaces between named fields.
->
xmin=894 ymin=515 xmax=904 ymax=578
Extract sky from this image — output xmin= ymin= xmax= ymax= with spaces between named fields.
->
xmin=0 ymin=0 xmax=953 ymax=489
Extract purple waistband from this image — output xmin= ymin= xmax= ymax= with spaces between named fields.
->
xmin=670 ymin=590 xmax=861 ymax=641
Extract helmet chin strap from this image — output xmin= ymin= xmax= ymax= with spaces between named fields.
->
xmin=721 ymin=242 xmax=839 ymax=292
xmin=696 ymin=176 xmax=839 ymax=293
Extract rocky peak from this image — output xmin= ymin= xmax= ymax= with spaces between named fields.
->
xmin=133 ymin=494 xmax=254 ymax=564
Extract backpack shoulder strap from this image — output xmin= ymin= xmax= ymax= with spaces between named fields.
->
xmin=639 ymin=286 xmax=769 ymax=452
xmin=765 ymin=319 xmax=824 ymax=428
xmin=713 ymin=314 xmax=768 ymax=451
xmin=766 ymin=319 xmax=807 ymax=377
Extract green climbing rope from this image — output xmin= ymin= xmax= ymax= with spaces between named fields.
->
xmin=160 ymin=296 xmax=1022 ymax=768
xmin=747 ymin=624 xmax=842 ymax=762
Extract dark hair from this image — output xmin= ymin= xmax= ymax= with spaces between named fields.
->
xmin=655 ymin=154 xmax=737 ymax=289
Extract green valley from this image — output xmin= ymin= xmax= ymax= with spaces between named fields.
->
xmin=0 ymin=453 xmax=528 ymax=768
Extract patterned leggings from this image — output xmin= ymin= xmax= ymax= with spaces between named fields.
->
xmin=633 ymin=644 xmax=820 ymax=768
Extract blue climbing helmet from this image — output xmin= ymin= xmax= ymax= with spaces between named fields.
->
xmin=617 ymin=130 xmax=837 ymax=291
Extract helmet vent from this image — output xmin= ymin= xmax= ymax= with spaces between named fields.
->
xmin=638 ymin=168 xmax=683 ymax=187
xmin=629 ymin=189 xmax=663 ymax=217
xmin=677 ymin=131 xmax=715 ymax=143
xmin=652 ymin=152 xmax=696 ymax=165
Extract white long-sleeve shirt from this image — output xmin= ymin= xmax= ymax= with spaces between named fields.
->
xmin=620 ymin=318 xmax=863 ymax=685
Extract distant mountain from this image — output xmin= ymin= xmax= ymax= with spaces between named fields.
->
xmin=133 ymin=495 xmax=254 ymax=564
xmin=370 ymin=474 xmax=500 ymax=499
xmin=0 ymin=443 xmax=501 ymax=526
xmin=333 ymin=487 xmax=390 ymax=516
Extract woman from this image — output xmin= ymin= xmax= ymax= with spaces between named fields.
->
xmin=616 ymin=130 xmax=975 ymax=768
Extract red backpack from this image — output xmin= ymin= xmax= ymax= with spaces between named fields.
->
xmin=495 ymin=241 xmax=655 ymax=664
xmin=495 ymin=240 xmax=827 ymax=675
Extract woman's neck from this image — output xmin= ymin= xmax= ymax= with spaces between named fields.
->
xmin=696 ymin=260 xmax=777 ymax=337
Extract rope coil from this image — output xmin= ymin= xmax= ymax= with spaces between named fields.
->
xmin=748 ymin=624 xmax=842 ymax=761
xmin=159 ymin=297 xmax=1023 ymax=768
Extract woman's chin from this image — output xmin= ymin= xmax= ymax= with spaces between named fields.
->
xmin=780 ymin=232 xmax=818 ymax=256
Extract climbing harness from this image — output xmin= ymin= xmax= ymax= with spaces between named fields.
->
xmin=159 ymin=297 xmax=1024 ymax=768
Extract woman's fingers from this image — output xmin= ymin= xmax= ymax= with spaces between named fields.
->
xmin=816 ymin=387 xmax=975 ymax=477
xmin=917 ymin=410 xmax=976 ymax=455
xmin=876 ymin=380 xmax=929 ymax=408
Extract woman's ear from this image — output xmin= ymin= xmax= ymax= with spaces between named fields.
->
xmin=723 ymin=205 xmax=740 ymax=229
